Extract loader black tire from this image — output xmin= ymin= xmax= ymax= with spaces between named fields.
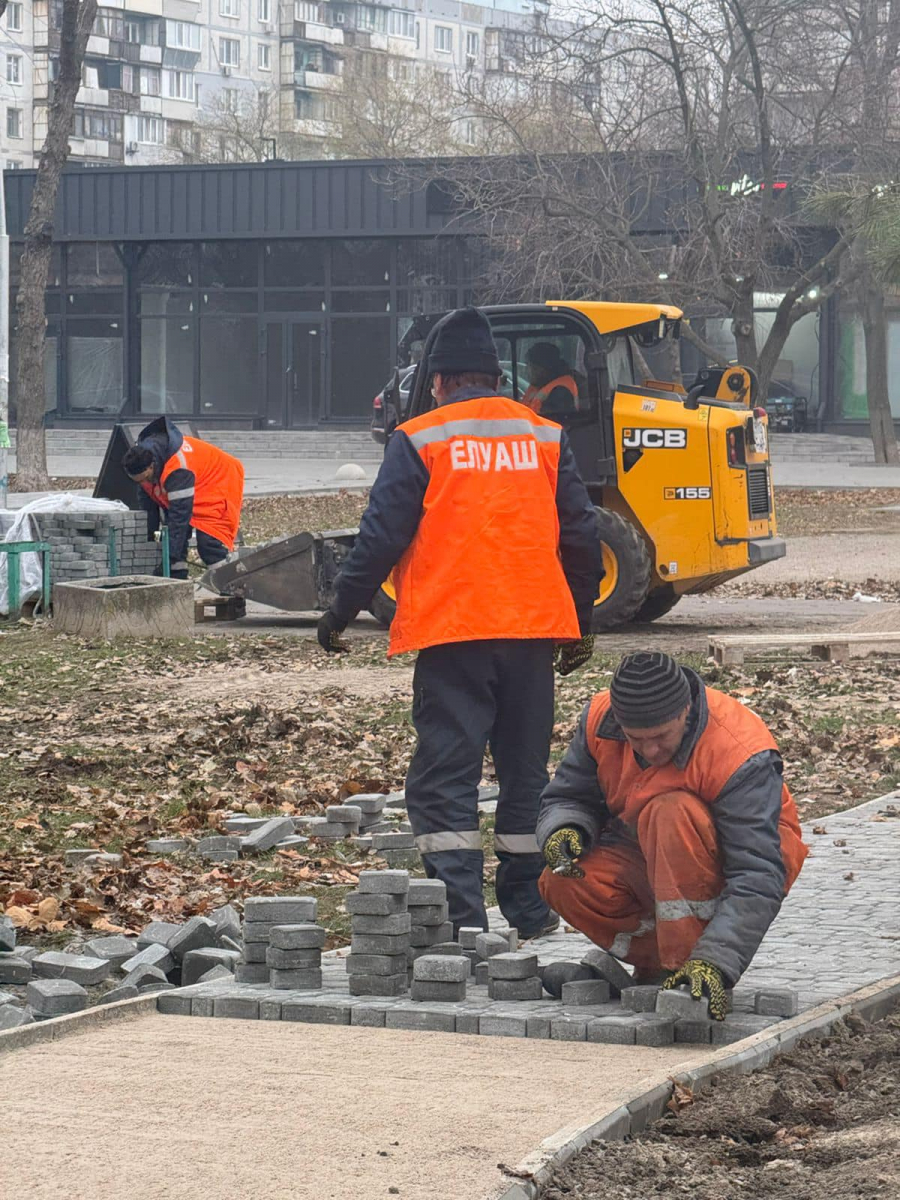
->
xmin=369 ymin=586 xmax=396 ymax=629
xmin=633 ymin=585 xmax=681 ymax=624
xmin=591 ymin=508 xmax=652 ymax=632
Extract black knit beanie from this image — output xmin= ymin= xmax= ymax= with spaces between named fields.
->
xmin=429 ymin=306 xmax=501 ymax=377
xmin=610 ymin=651 xmax=691 ymax=729
xmin=122 ymin=444 xmax=154 ymax=478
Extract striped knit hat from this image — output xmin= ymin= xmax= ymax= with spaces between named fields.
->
xmin=610 ymin=651 xmax=691 ymax=729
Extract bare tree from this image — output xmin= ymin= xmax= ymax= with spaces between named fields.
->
xmin=170 ymin=85 xmax=319 ymax=164
xmin=14 ymin=0 xmax=97 ymax=489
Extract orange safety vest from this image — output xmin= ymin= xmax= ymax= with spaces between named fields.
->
xmin=521 ymin=374 xmax=578 ymax=415
xmin=142 ymin=436 xmax=244 ymax=551
xmin=584 ymin=688 xmax=808 ymax=889
xmin=388 ymin=394 xmax=581 ymax=656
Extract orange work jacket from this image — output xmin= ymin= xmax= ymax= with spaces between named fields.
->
xmin=388 ymin=394 xmax=580 ymax=656
xmin=143 ymin=436 xmax=244 ymax=550
xmin=585 ymin=688 xmax=808 ymax=888
xmin=521 ymin=374 xmax=578 ymax=415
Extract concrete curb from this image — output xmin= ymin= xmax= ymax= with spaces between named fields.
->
xmin=492 ymin=970 xmax=900 ymax=1200
xmin=0 ymin=994 xmax=158 ymax=1054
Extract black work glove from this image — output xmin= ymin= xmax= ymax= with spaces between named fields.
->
xmin=317 ymin=609 xmax=349 ymax=653
xmin=543 ymin=827 xmax=588 ymax=877
xmin=663 ymin=959 xmax=728 ymax=1021
xmin=555 ymin=634 xmax=595 ymax=677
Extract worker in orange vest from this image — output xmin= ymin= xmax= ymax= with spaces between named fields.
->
xmin=538 ymin=651 xmax=808 ymax=1019
xmin=317 ymin=307 xmax=604 ymax=937
xmin=123 ymin=417 xmax=244 ymax=579
xmin=521 ymin=342 xmax=579 ymax=418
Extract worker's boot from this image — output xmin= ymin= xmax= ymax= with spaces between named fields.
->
xmin=519 ymin=910 xmax=561 ymax=941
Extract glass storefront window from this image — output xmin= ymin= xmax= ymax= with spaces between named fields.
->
xmin=331 ymin=291 xmax=390 ymax=313
xmin=263 ymin=290 xmax=325 ymax=312
xmin=140 ymin=318 xmax=195 ymax=413
xmin=331 ymin=239 xmax=391 ymax=287
xmin=199 ymin=317 xmax=258 ymax=414
xmin=200 ymin=242 xmax=259 ymax=289
xmin=330 ymin=317 xmax=391 ymax=417
xmin=66 ymin=320 xmax=124 ymax=414
xmin=264 ymin=241 xmax=325 ymax=288
xmin=138 ymin=243 xmax=195 ymax=288
xmin=397 ymin=238 xmax=458 ymax=286
xmin=66 ymin=243 xmax=123 ymax=287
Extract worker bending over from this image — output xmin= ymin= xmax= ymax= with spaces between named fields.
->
xmin=123 ymin=417 xmax=244 ymax=580
xmin=538 ymin=651 xmax=808 ymax=1018
xmin=318 ymin=307 xmax=603 ymax=938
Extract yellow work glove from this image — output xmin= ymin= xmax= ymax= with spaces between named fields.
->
xmin=555 ymin=634 xmax=595 ymax=677
xmin=543 ymin=827 xmax=587 ymax=878
xmin=663 ymin=958 xmax=728 ymax=1021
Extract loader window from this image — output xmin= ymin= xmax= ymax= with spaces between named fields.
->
xmin=606 ymin=337 xmax=634 ymax=394
xmin=490 ymin=326 xmax=592 ymax=421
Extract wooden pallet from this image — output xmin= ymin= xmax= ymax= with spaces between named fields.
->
xmin=194 ymin=594 xmax=247 ymax=623
xmin=708 ymin=631 xmax=900 ymax=666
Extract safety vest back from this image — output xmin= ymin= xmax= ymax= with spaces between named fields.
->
xmin=388 ymin=395 xmax=581 ymax=656
xmin=584 ymin=687 xmax=808 ymax=888
xmin=521 ymin=374 xmax=579 ymax=415
xmin=144 ymin=436 xmax=244 ymax=550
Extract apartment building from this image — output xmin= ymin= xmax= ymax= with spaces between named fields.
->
xmin=0 ymin=0 xmax=552 ymax=167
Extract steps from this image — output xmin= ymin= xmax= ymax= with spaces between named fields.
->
xmin=9 ymin=429 xmax=384 ymax=463
xmin=769 ymin=433 xmax=875 ymax=465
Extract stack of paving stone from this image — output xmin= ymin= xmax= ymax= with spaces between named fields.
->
xmin=410 ymin=953 xmax=469 ymax=1002
xmin=473 ymin=930 xmax=516 ymax=986
xmin=372 ymin=828 xmax=420 ymax=869
xmin=302 ymin=804 xmax=362 ymax=842
xmin=267 ymin=924 xmax=325 ymax=990
xmin=406 ymin=879 xmax=454 ymax=964
xmin=345 ymin=870 xmax=410 ymax=996
xmin=236 ymin=895 xmax=317 ymax=984
xmin=27 ymin=509 xmax=158 ymax=582
xmin=346 ymin=794 xmax=392 ymax=843
xmin=487 ymin=951 xmax=543 ymax=1000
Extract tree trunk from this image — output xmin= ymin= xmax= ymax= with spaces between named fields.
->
xmin=13 ymin=0 xmax=97 ymax=490
xmin=861 ymin=270 xmax=900 ymax=465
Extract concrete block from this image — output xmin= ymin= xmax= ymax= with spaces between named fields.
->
xmin=349 ymin=913 xmax=411 ymax=936
xmin=755 ymin=988 xmax=799 ymax=1017
xmin=488 ymin=977 xmax=543 ymax=1001
xmin=621 ymin=984 xmax=661 ymax=1013
xmin=455 ymin=1010 xmax=482 ymax=1035
xmin=550 ymin=1017 xmax=588 ymax=1041
xmin=350 ymin=933 xmax=411 ymax=956
xmin=731 ymin=986 xmax=758 ymax=1013
xmin=198 ymin=966 xmax=234 ymax=985
xmin=409 ymin=924 xmax=455 ymax=948
xmin=259 ymin=999 xmax=283 ymax=1020
xmin=0 ymin=917 xmax=16 ymax=953
xmin=344 ymin=794 xmax=387 ymax=814
xmin=540 ymin=962 xmax=594 ymax=999
xmin=406 ymin=903 xmax=448 ymax=927
xmin=53 ymin=575 xmax=193 ymax=639
xmin=146 ymin=839 xmax=190 ymax=854
xmin=242 ymin=921 xmax=281 ymax=944
xmin=245 ymin=896 xmax=318 ymax=925
xmin=234 ymin=963 xmax=269 ymax=984
xmin=435 ymin=922 xmax=454 ymax=942
xmin=635 ymin=1015 xmax=676 ymax=1046
xmin=345 ymin=893 xmax=407 ymax=917
xmin=167 ymin=917 xmax=217 ymax=962
xmin=0 ymin=991 xmax=14 ymax=1007
xmin=241 ymin=940 xmax=269 ymax=963
xmin=711 ymin=1014 xmax=782 ymax=1045
xmin=457 ymin=927 xmax=483 ymax=949
xmin=198 ymin=835 xmax=242 ymax=857
xmin=656 ymin=986 xmax=706 ymax=1020
xmin=121 ymin=943 xmax=175 ymax=976
xmin=265 ymin=947 xmax=322 ymax=969
xmin=0 ymin=1004 xmax=35 ymax=1030
xmin=561 ymin=979 xmax=611 ymax=1006
xmin=488 ymin=952 xmax=538 ymax=981
xmin=311 ymin=822 xmax=357 ymax=839
xmin=581 ymin=947 xmax=633 ymax=996
xmin=191 ymin=997 xmax=215 ymax=1017
xmin=213 ymin=996 xmax=260 ymax=1019
xmin=525 ymin=1014 xmax=551 ymax=1039
xmin=241 ymin=817 xmax=297 ymax=854
xmin=0 ymin=957 xmax=32 ymax=984
xmin=122 ymin=963 xmax=169 ymax=992
xmin=200 ymin=850 xmax=239 ymax=863
xmin=425 ymin=943 xmax=463 ymax=957
xmin=410 ymin=980 xmax=466 ymax=1002
xmin=224 ymin=816 xmax=270 ymax=834
xmin=358 ymin=870 xmax=410 ymax=895
xmin=675 ymin=1018 xmax=713 ymax=1044
xmin=14 ymin=947 xmax=38 ymax=963
xmin=324 ymin=805 xmax=363 ymax=823
xmin=480 ymin=1012 xmax=529 ymax=1038
xmin=346 ymin=954 xmax=408 ymax=976
xmin=385 ymin=1006 xmax=455 ymax=1033
xmin=407 ymin=880 xmax=447 ymax=905
xmin=413 ymin=956 xmax=469 ymax=983
xmin=348 ymin=973 xmax=408 ymax=996
xmin=269 ymin=924 xmax=326 ymax=950
xmin=26 ymin=978 xmax=88 ymax=1017
xmin=474 ymin=962 xmax=490 ymax=987
xmin=351 ymin=1005 xmax=388 ymax=1027
xmin=210 ymin=904 xmax=242 ymax=944
xmin=270 ymin=968 xmax=323 ymax=990
xmin=281 ymin=999 xmax=353 ymax=1024
xmin=137 ymin=921 xmax=181 ymax=949
xmin=586 ymin=1015 xmax=637 ymax=1045
xmin=182 ymin=948 xmax=241 ymax=987
xmin=156 ymin=992 xmax=191 ymax=1015
xmin=474 ymin=932 xmax=509 ymax=961
xmin=32 ymin=951 xmax=112 ymax=986
xmin=372 ymin=832 xmax=416 ymax=850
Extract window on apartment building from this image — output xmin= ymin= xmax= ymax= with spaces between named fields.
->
xmin=466 ymin=31 xmax=479 ymax=59
xmin=164 ymin=70 xmax=197 ymax=102
xmin=220 ymin=0 xmax=240 ymax=18
xmin=137 ymin=115 xmax=165 ymax=144
xmin=6 ymin=56 xmax=21 ymax=85
xmin=95 ymin=8 xmax=125 ymax=39
xmin=388 ymin=57 xmax=413 ymax=82
xmin=357 ymin=5 xmax=388 ymax=33
xmin=166 ymin=21 xmax=201 ymax=51
xmin=463 ymin=118 xmax=476 ymax=145
xmin=126 ymin=16 xmax=160 ymax=44
xmin=73 ymin=109 xmax=122 ymax=139
xmin=258 ymin=43 xmax=271 ymax=70
xmin=222 ymin=88 xmax=240 ymax=112
xmin=258 ymin=0 xmax=271 ymax=20
xmin=5 ymin=160 xmax=21 ymax=170
xmin=434 ymin=26 xmax=453 ymax=53
xmin=389 ymin=10 xmax=415 ymax=38
xmin=295 ymin=90 xmax=339 ymax=122
xmin=6 ymin=3 xmax=22 ymax=32
xmin=6 ymin=109 xmax=21 ymax=139
xmin=140 ymin=68 xmax=161 ymax=96
xmin=220 ymin=37 xmax=241 ymax=67
xmin=295 ymin=1 xmax=321 ymax=21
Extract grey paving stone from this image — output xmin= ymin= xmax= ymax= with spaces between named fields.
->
xmin=182 ymin=948 xmax=241 ymax=987
xmin=345 ymin=794 xmax=388 ymax=815
xmin=731 ymin=987 xmax=760 ymax=1012
xmin=348 ymin=973 xmax=408 ymax=996
xmin=213 ymin=995 xmax=260 ymax=1019
xmin=14 ymin=947 xmax=38 ymax=963
xmin=407 ymin=880 xmax=447 ymax=905
xmin=675 ymin=1018 xmax=713 ymax=1043
xmin=480 ymin=1012 xmax=528 ymax=1038
xmin=423 ymin=943 xmax=463 ymax=957
xmin=488 ymin=952 xmax=539 ymax=981
xmin=312 ymin=823 xmax=358 ymax=839
xmin=350 ymin=933 xmax=411 ymax=955
xmin=220 ymin=935 xmax=242 ymax=954
xmin=475 ymin=962 xmax=490 ymax=987
xmin=281 ymin=999 xmax=353 ymax=1024
xmin=156 ymin=992 xmax=191 ymax=1015
xmin=350 ymin=913 xmax=412 ymax=936
xmin=581 ymin=946 xmax=633 ymax=997
xmin=345 ymin=953 xmax=408 ymax=976
xmin=586 ymin=1015 xmax=639 ymax=1045
xmin=324 ymin=805 xmax=363 ymax=823
xmin=198 ymin=965 xmax=234 ymax=984
xmin=260 ymin=999 xmax=284 ymax=1020
xmin=372 ymin=832 xmax=416 ymax=850
xmin=234 ymin=963 xmax=269 ymax=984
xmin=0 ymin=1004 xmax=34 ymax=1029
xmin=526 ymin=1014 xmax=552 ymax=1039
xmin=270 ymin=968 xmax=323 ymax=990
xmin=561 ymin=979 xmax=611 ymax=1006
xmin=621 ymin=984 xmax=662 ymax=1013
xmin=167 ymin=917 xmax=218 ymax=962
xmin=32 ymin=952 xmax=112 ymax=986
xmin=121 ymin=943 xmax=175 ymax=976
xmin=198 ymin=835 xmax=242 ymax=856
xmin=242 ymin=921 xmax=284 ymax=943
xmin=635 ymin=1015 xmax=676 ymax=1046
xmin=240 ymin=940 xmax=269 ymax=963
xmin=241 ymin=817 xmax=296 ymax=854
xmin=137 ymin=921 xmax=181 ymax=949
xmin=357 ymin=870 xmax=410 ymax=895
xmin=0 ymin=991 xmax=14 ymax=1007
xmin=407 ymin=903 xmax=448 ymax=926
xmin=266 ymin=947 xmax=322 ymax=970
xmin=210 ymin=904 xmax=242 ymax=943
xmin=122 ymin=962 xmax=169 ymax=990
xmin=457 ymin=927 xmax=483 ymax=949
xmin=351 ymin=1004 xmax=389 ymax=1027
xmin=540 ymin=962 xmax=594 ymax=999
xmin=711 ymin=1013 xmax=782 ymax=1044
xmin=475 ymin=932 xmax=510 ymax=960
xmin=0 ymin=957 xmax=31 ymax=984
xmin=488 ymin=977 xmax=543 ymax=1001
xmin=98 ymin=982 xmax=141 ymax=1005
xmin=0 ymin=917 xmax=15 ymax=953
xmin=244 ymin=896 xmax=317 ymax=924
xmin=413 ymin=956 xmax=469 ymax=983
xmin=551 ymin=1016 xmax=588 ymax=1041
xmin=656 ymin=987 xmax=705 ymax=1020
xmin=455 ymin=1009 xmax=482 ymax=1035
xmin=82 ymin=936 xmax=139 ymax=967
xmin=385 ymin=1006 xmax=455 ymax=1033
xmin=224 ymin=816 xmax=269 ymax=834
xmin=26 ymin=978 xmax=88 ymax=1016
xmin=345 ymin=893 xmax=407 ymax=917
xmin=409 ymin=923 xmax=454 ymax=948
xmin=192 ymin=997 xmax=216 ymax=1017
xmin=410 ymin=980 xmax=467 ymax=1002
xmin=755 ymin=988 xmax=799 ymax=1017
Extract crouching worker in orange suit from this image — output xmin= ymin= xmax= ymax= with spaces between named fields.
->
xmin=537 ymin=651 xmax=808 ymax=1019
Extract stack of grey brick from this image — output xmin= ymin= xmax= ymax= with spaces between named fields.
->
xmin=487 ymin=952 xmax=543 ymax=1001
xmin=345 ymin=870 xmax=410 ymax=996
xmin=411 ymin=954 xmax=469 ymax=1002
xmin=348 ymin=793 xmax=392 ymax=838
xmin=267 ymin=924 xmax=325 ymax=990
xmin=372 ymin=829 xmax=421 ymax=870
xmin=406 ymin=879 xmax=453 ymax=966
xmin=236 ymin=896 xmax=317 ymax=984
xmin=302 ymin=805 xmax=362 ymax=842
xmin=29 ymin=510 xmax=159 ymax=584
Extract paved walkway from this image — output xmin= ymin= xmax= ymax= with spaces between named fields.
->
xmin=0 ymin=1016 xmax=703 ymax=1200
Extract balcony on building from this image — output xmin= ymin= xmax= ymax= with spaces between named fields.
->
xmin=294 ymin=42 xmax=342 ymax=89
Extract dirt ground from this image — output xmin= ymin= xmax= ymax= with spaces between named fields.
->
xmin=544 ymin=1010 xmax=900 ymax=1200
xmin=0 ymin=1014 xmax=706 ymax=1200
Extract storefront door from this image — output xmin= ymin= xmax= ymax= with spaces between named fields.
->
xmin=264 ymin=320 xmax=324 ymax=428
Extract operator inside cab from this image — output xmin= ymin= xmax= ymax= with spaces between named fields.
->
xmin=521 ymin=343 xmax=578 ymax=419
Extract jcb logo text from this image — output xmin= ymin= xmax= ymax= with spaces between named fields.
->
xmin=622 ymin=428 xmax=687 ymax=449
